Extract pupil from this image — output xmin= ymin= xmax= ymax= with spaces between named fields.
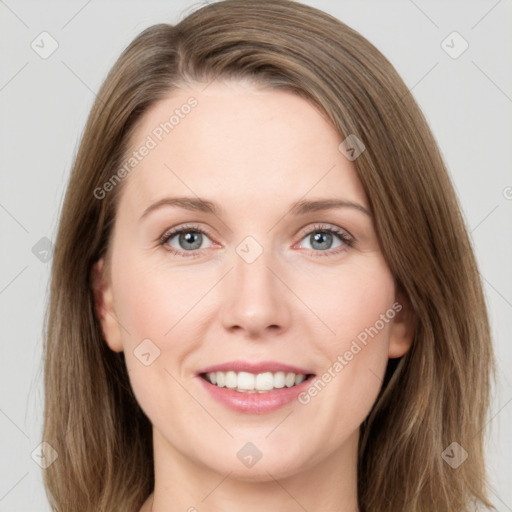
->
xmin=181 ymin=231 xmax=202 ymax=250
xmin=312 ymin=231 xmax=332 ymax=250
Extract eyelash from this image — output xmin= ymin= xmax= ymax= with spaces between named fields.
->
xmin=159 ymin=223 xmax=355 ymax=259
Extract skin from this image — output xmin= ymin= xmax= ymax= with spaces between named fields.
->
xmin=92 ymin=79 xmax=414 ymax=512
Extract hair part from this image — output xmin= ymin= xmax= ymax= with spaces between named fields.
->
xmin=42 ymin=1 xmax=497 ymax=510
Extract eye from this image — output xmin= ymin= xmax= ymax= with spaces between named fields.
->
xmin=159 ymin=223 xmax=355 ymax=258
xmin=296 ymin=224 xmax=354 ymax=257
xmin=159 ymin=224 xmax=213 ymax=257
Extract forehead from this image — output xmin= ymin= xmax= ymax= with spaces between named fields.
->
xmin=118 ymin=80 xmax=367 ymax=213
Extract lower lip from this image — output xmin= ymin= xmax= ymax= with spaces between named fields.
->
xmin=197 ymin=375 xmax=315 ymax=414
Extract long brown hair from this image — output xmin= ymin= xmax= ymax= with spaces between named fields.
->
xmin=42 ymin=1 xmax=497 ymax=510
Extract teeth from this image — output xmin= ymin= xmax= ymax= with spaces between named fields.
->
xmin=256 ymin=372 xmax=274 ymax=391
xmin=274 ymin=371 xmax=285 ymax=389
xmin=205 ymin=371 xmax=309 ymax=392
xmin=225 ymin=371 xmax=237 ymax=389
xmin=238 ymin=371 xmax=255 ymax=390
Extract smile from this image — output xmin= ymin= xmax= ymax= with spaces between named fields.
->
xmin=201 ymin=370 xmax=312 ymax=393
xmin=196 ymin=361 xmax=316 ymax=414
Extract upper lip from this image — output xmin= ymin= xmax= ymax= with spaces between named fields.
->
xmin=197 ymin=360 xmax=315 ymax=376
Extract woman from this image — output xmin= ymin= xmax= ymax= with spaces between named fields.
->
xmin=42 ymin=1 xmax=497 ymax=511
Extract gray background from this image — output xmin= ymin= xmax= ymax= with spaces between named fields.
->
xmin=1 ymin=0 xmax=511 ymax=510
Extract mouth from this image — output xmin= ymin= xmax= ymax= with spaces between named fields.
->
xmin=196 ymin=361 xmax=317 ymax=414
xmin=199 ymin=370 xmax=316 ymax=393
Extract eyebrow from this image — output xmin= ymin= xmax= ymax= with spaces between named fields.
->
xmin=140 ymin=196 xmax=371 ymax=220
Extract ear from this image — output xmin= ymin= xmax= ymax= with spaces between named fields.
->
xmin=387 ymin=289 xmax=415 ymax=359
xmin=91 ymin=257 xmax=123 ymax=352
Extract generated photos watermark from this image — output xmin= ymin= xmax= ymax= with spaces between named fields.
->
xmin=93 ymin=96 xmax=198 ymax=200
xmin=298 ymin=301 xmax=402 ymax=405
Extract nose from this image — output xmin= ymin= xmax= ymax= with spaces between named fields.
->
xmin=219 ymin=244 xmax=291 ymax=338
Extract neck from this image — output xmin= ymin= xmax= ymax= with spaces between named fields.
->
xmin=141 ymin=428 xmax=360 ymax=512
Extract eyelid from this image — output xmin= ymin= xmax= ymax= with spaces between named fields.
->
xmin=295 ymin=222 xmax=354 ymax=244
xmin=159 ymin=223 xmax=213 ymax=244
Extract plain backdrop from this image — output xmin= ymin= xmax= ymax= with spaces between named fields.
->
xmin=1 ymin=1 xmax=511 ymax=510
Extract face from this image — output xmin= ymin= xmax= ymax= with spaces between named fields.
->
xmin=93 ymin=79 xmax=412 ymax=481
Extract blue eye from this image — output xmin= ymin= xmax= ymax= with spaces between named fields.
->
xmin=160 ymin=224 xmax=212 ymax=257
xmin=159 ymin=223 xmax=354 ymax=258
xmin=297 ymin=224 xmax=354 ymax=257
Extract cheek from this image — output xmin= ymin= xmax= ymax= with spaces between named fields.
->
xmin=295 ymin=255 xmax=396 ymax=348
xmin=294 ymin=257 xmax=395 ymax=414
xmin=111 ymin=256 xmax=211 ymax=407
xmin=113 ymin=254 xmax=210 ymax=342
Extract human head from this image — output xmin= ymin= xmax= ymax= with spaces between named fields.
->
xmin=42 ymin=1 xmax=496 ymax=511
